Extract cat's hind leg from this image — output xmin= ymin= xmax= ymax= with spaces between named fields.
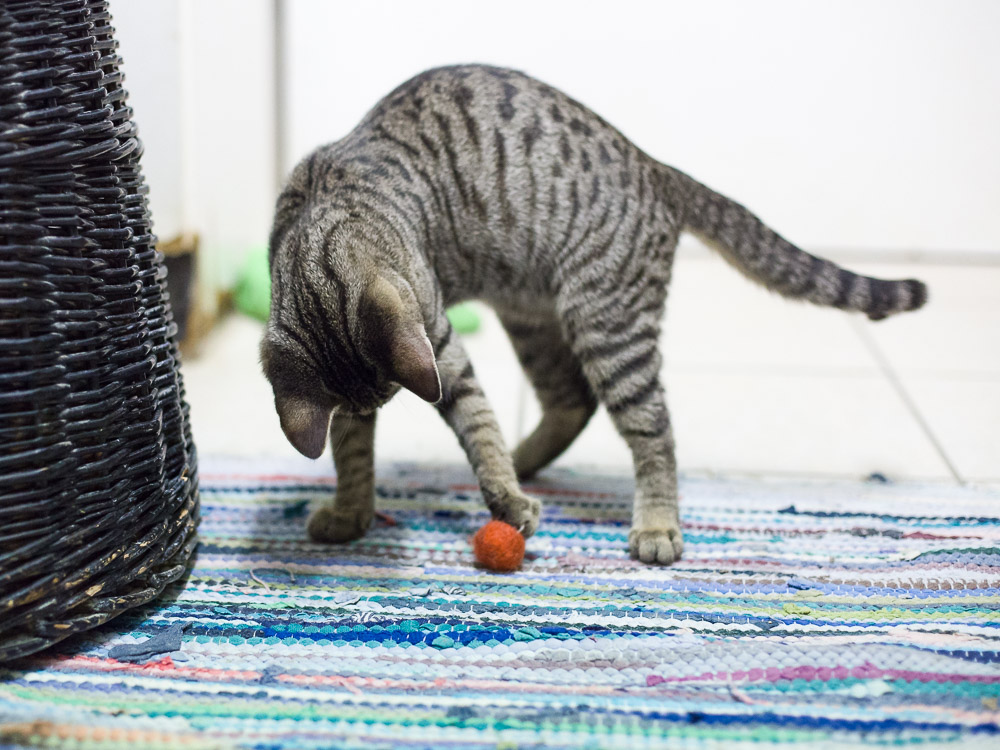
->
xmin=307 ymin=411 xmax=377 ymax=543
xmin=558 ymin=289 xmax=683 ymax=565
xmin=497 ymin=307 xmax=597 ymax=480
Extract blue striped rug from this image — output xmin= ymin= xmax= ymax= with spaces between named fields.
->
xmin=1 ymin=458 xmax=998 ymax=748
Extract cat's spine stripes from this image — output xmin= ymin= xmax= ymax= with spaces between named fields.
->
xmin=493 ymin=128 xmax=515 ymax=230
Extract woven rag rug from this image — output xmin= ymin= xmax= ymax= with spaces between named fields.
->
xmin=1 ymin=458 xmax=999 ymax=749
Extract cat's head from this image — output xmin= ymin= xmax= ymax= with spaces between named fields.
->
xmin=260 ymin=220 xmax=441 ymax=459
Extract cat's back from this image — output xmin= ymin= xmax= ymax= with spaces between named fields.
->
xmin=358 ymin=64 xmax=636 ymax=165
xmin=356 ymin=64 xmax=655 ymax=230
xmin=325 ymin=65 xmax=673 ymax=302
xmin=361 ymin=64 xmax=546 ymax=132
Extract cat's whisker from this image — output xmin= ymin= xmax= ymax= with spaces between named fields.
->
xmin=332 ymin=413 xmax=353 ymax=454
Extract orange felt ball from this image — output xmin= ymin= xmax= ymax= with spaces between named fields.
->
xmin=473 ymin=520 xmax=525 ymax=572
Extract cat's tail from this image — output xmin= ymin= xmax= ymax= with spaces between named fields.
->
xmin=674 ymin=170 xmax=927 ymax=320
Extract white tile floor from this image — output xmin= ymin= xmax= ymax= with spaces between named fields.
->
xmin=181 ymin=254 xmax=1000 ymax=486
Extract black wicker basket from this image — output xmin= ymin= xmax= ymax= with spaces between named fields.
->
xmin=0 ymin=0 xmax=199 ymax=661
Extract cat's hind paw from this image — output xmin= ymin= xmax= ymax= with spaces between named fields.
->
xmin=307 ymin=504 xmax=373 ymax=544
xmin=629 ymin=526 xmax=684 ymax=565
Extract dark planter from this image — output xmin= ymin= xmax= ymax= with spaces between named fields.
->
xmin=0 ymin=0 xmax=199 ymax=661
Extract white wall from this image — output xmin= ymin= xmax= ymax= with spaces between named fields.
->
xmin=114 ymin=0 xmax=184 ymax=240
xmin=113 ymin=0 xmax=277 ymax=292
xmin=283 ymin=0 xmax=1000 ymax=256
xmin=176 ymin=0 xmax=277 ymax=288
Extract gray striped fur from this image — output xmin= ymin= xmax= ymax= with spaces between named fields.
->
xmin=261 ymin=65 xmax=928 ymax=564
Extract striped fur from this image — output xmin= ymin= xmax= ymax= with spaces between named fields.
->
xmin=262 ymin=64 xmax=928 ymax=564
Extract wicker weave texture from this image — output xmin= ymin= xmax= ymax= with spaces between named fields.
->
xmin=0 ymin=0 xmax=198 ymax=661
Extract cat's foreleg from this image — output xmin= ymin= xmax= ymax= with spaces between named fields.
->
xmin=307 ymin=411 xmax=377 ymax=543
xmin=433 ymin=330 xmax=541 ymax=536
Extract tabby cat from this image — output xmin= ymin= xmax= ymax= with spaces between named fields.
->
xmin=261 ymin=65 xmax=926 ymax=564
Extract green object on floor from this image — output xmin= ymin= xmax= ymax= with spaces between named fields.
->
xmin=234 ymin=245 xmax=271 ymax=322
xmin=234 ymin=244 xmax=481 ymax=335
xmin=446 ymin=302 xmax=481 ymax=334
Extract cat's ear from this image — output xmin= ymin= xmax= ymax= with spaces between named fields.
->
xmin=365 ymin=277 xmax=442 ymax=404
xmin=274 ymin=394 xmax=332 ymax=459
xmin=390 ymin=326 xmax=441 ymax=404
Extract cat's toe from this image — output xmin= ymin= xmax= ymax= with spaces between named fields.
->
xmin=307 ymin=505 xmax=373 ymax=544
xmin=494 ymin=491 xmax=541 ymax=538
xmin=629 ymin=526 xmax=684 ymax=565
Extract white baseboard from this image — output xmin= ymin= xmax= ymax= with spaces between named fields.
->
xmin=676 ymin=235 xmax=1000 ymax=266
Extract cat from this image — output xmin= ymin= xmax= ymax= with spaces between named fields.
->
xmin=261 ymin=64 xmax=927 ymax=564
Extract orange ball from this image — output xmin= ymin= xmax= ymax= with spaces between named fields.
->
xmin=472 ymin=520 xmax=525 ymax=572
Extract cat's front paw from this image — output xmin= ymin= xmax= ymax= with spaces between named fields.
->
xmin=629 ymin=525 xmax=684 ymax=565
xmin=307 ymin=504 xmax=373 ymax=544
xmin=489 ymin=488 xmax=541 ymax=538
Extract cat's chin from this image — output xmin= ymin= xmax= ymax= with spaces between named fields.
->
xmin=348 ymin=407 xmax=378 ymax=417
xmin=363 ymin=386 xmax=403 ymax=414
xmin=341 ymin=398 xmax=390 ymax=418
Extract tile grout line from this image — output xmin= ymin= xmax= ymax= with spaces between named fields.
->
xmin=850 ymin=319 xmax=965 ymax=485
